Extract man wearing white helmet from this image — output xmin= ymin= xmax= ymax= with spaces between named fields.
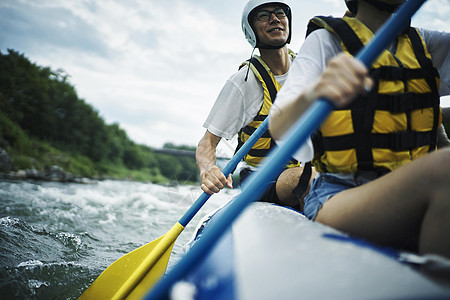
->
xmin=269 ymin=0 xmax=450 ymax=261
xmin=196 ymin=0 xmax=314 ymax=210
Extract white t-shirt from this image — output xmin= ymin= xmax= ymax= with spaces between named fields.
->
xmin=203 ymin=61 xmax=290 ymax=140
xmin=274 ymin=28 xmax=450 ymax=162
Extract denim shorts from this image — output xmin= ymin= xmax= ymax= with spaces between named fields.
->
xmin=303 ymin=171 xmax=380 ymax=220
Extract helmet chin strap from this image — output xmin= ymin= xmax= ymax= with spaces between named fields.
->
xmin=363 ymin=0 xmax=400 ymax=13
xmin=244 ymin=46 xmax=257 ymax=82
xmin=257 ymin=41 xmax=287 ymax=50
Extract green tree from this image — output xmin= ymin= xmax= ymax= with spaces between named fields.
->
xmin=0 ymin=49 xmax=199 ymax=183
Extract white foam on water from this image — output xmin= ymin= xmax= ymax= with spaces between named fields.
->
xmin=0 ymin=216 xmax=21 ymax=227
xmin=28 ymin=279 xmax=50 ymax=291
xmin=17 ymin=260 xmax=44 ymax=268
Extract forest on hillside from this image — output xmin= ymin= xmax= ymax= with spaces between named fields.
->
xmin=0 ymin=49 xmax=199 ymax=183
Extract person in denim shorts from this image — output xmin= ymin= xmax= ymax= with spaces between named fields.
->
xmin=269 ymin=0 xmax=450 ymax=259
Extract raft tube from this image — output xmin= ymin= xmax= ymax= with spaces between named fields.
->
xmin=171 ymin=202 xmax=450 ymax=300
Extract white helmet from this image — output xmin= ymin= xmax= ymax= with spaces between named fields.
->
xmin=241 ymin=0 xmax=292 ymax=49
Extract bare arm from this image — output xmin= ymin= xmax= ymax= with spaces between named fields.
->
xmin=269 ymin=53 xmax=372 ymax=139
xmin=196 ymin=130 xmax=233 ymax=194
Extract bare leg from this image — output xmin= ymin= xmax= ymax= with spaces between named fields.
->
xmin=276 ymin=166 xmax=317 ymax=210
xmin=315 ymin=148 xmax=450 ymax=258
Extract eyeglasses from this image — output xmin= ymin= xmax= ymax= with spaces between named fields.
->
xmin=255 ymin=7 xmax=289 ymax=22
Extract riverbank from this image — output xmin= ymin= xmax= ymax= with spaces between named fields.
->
xmin=0 ymin=141 xmax=198 ymax=185
xmin=0 ymin=166 xmax=97 ymax=183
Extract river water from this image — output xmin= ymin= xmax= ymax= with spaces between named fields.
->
xmin=0 ymin=179 xmax=238 ymax=299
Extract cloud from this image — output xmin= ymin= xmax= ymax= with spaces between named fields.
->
xmin=0 ymin=0 xmax=449 ymax=153
xmin=412 ymin=0 xmax=450 ymax=30
xmin=0 ymin=1 xmax=110 ymax=57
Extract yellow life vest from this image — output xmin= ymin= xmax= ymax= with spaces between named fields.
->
xmin=306 ymin=16 xmax=441 ymax=173
xmin=235 ymin=50 xmax=300 ymax=168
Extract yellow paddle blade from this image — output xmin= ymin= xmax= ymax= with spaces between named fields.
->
xmin=79 ymin=222 xmax=184 ymax=299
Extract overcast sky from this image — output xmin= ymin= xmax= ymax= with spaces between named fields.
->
xmin=1 ymin=0 xmax=449 ymax=157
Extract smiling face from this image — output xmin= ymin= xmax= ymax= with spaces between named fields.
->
xmin=251 ymin=5 xmax=289 ymax=48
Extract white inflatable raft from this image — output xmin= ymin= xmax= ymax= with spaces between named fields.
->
xmin=173 ymin=202 xmax=450 ymax=300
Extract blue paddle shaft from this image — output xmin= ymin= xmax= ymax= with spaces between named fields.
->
xmin=179 ymin=118 xmax=269 ymax=227
xmin=146 ymin=0 xmax=427 ymax=298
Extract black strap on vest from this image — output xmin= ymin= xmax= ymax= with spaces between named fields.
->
xmin=249 ymin=57 xmax=278 ymax=104
xmin=234 ymin=56 xmax=299 ymax=169
xmin=307 ymin=17 xmax=364 ymax=54
xmin=406 ymin=28 xmax=440 ymax=152
xmin=235 ymin=57 xmax=276 ymax=158
xmin=247 ymin=57 xmax=280 ymax=151
xmin=320 ymin=131 xmax=433 ymax=151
